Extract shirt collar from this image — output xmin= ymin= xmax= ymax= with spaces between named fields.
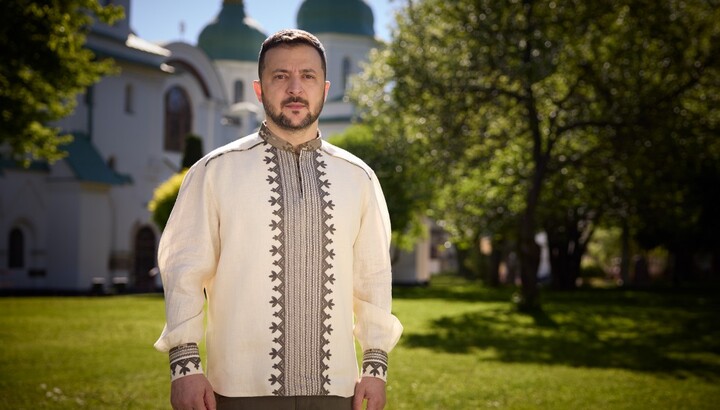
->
xmin=259 ymin=122 xmax=322 ymax=153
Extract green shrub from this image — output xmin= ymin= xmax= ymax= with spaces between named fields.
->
xmin=148 ymin=169 xmax=188 ymax=231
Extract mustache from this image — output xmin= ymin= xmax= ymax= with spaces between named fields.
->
xmin=282 ymin=96 xmax=309 ymax=106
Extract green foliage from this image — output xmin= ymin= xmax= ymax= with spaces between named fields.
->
xmin=0 ymin=0 xmax=123 ymax=164
xmin=148 ymin=169 xmax=188 ymax=231
xmin=181 ymin=134 xmax=204 ymax=169
xmin=352 ymin=0 xmax=720 ymax=290
xmin=329 ymin=125 xmax=432 ymax=249
xmin=574 ymin=0 xmax=720 ymax=261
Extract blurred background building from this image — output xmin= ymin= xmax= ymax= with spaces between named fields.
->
xmin=0 ymin=0 xmax=444 ymax=292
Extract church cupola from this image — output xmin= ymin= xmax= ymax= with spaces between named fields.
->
xmin=297 ymin=0 xmax=375 ymax=37
xmin=198 ymin=0 xmax=268 ymax=61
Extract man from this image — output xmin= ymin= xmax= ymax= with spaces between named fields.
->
xmin=154 ymin=29 xmax=403 ymax=410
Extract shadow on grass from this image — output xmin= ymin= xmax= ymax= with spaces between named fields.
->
xmin=402 ymin=285 xmax=720 ymax=380
xmin=393 ymin=278 xmax=515 ymax=303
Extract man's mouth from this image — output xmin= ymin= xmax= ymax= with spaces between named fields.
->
xmin=283 ymin=98 xmax=309 ymax=110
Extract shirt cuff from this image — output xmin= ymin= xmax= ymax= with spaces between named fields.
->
xmin=169 ymin=343 xmax=204 ymax=381
xmin=361 ymin=349 xmax=389 ymax=382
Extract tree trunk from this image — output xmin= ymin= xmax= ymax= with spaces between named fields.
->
xmin=669 ymin=246 xmax=693 ymax=286
xmin=567 ymin=243 xmax=585 ymax=288
xmin=455 ymin=247 xmax=474 ymax=279
xmin=516 ymin=0 xmax=549 ymax=311
xmin=546 ymin=211 xmax=595 ymax=290
xmin=518 ymin=213 xmax=541 ymax=310
xmin=548 ymin=232 xmax=571 ymax=290
xmin=488 ymin=245 xmax=502 ymax=287
xmin=619 ymin=218 xmax=631 ymax=286
xmin=456 ymin=239 xmax=484 ymax=281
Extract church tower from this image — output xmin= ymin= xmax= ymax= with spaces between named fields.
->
xmin=198 ymin=0 xmax=267 ymax=135
xmin=297 ymin=0 xmax=380 ymax=136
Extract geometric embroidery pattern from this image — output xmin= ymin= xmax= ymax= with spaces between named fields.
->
xmin=266 ymin=144 xmax=287 ymax=396
xmin=169 ymin=343 xmax=202 ymax=377
xmin=362 ymin=349 xmax=389 ymax=379
xmin=265 ymin=140 xmax=335 ymax=396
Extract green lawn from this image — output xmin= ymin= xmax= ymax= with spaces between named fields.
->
xmin=1 ymin=277 xmax=719 ymax=409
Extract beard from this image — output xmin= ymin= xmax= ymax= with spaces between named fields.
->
xmin=262 ymin=93 xmax=325 ymax=131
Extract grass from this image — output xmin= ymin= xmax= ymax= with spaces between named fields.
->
xmin=1 ymin=276 xmax=719 ymax=409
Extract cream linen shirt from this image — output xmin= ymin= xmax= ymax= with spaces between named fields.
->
xmin=154 ymin=125 xmax=403 ymax=398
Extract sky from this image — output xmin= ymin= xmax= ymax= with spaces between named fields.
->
xmin=130 ymin=0 xmax=401 ymax=45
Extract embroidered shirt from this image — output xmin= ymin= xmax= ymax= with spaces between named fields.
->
xmin=154 ymin=124 xmax=403 ymax=398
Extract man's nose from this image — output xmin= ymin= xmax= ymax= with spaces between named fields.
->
xmin=287 ymin=76 xmax=303 ymax=95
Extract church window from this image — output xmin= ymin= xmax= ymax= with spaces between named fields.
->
xmin=164 ymin=86 xmax=193 ymax=152
xmin=342 ymin=57 xmax=352 ymax=92
xmin=124 ymin=83 xmax=134 ymax=114
xmin=234 ymin=80 xmax=244 ymax=103
xmin=8 ymin=228 xmax=24 ymax=269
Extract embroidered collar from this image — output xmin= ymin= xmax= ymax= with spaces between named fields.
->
xmin=259 ymin=122 xmax=322 ymax=153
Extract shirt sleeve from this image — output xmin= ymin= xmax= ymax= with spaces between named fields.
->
xmin=153 ymin=162 xmax=220 ymax=380
xmin=352 ymin=171 xmax=403 ymax=382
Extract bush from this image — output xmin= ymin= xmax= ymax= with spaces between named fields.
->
xmin=148 ymin=169 xmax=188 ymax=231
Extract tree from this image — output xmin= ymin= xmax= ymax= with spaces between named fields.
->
xmin=0 ymin=0 xmax=123 ymax=164
xmin=354 ymin=0 xmax=619 ymax=308
xmin=351 ymin=0 xmax=720 ymax=308
xmin=329 ymin=124 xmax=433 ymax=253
xmin=576 ymin=0 xmax=720 ymax=283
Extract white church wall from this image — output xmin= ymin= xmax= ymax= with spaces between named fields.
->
xmin=0 ymin=172 xmax=49 ymax=290
xmin=214 ymin=60 xmax=258 ymax=105
xmin=316 ymin=34 xmax=380 ymax=101
xmin=213 ymin=60 xmax=263 ymax=139
xmin=45 ymin=180 xmax=82 ymax=290
xmin=76 ymin=184 xmax=114 ymax=290
xmin=92 ymin=64 xmax=168 ymax=174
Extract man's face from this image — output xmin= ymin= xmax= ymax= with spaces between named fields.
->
xmin=254 ymin=44 xmax=330 ymax=132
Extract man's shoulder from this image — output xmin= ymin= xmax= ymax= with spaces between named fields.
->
xmin=202 ymin=133 xmax=264 ymax=167
xmin=320 ymin=141 xmax=374 ymax=180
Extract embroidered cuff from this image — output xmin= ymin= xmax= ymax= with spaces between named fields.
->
xmin=169 ymin=343 xmax=203 ymax=381
xmin=361 ymin=349 xmax=389 ymax=382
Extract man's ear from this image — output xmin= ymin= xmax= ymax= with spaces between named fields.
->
xmin=253 ymin=80 xmax=263 ymax=103
xmin=323 ymin=81 xmax=331 ymax=102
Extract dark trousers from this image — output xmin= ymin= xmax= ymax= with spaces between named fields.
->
xmin=214 ymin=394 xmax=353 ymax=410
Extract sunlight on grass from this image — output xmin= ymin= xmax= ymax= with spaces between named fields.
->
xmin=1 ymin=279 xmax=719 ymax=409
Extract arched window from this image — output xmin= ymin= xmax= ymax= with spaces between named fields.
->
xmin=8 ymin=228 xmax=24 ymax=268
xmin=233 ymin=80 xmax=244 ymax=103
xmin=342 ymin=57 xmax=352 ymax=92
xmin=164 ymin=86 xmax=192 ymax=152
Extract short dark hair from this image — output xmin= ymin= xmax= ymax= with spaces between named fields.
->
xmin=258 ymin=29 xmax=327 ymax=80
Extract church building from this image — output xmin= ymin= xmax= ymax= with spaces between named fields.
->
xmin=0 ymin=0 xmax=432 ymax=293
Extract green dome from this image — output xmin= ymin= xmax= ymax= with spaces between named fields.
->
xmin=297 ymin=0 xmax=375 ymax=37
xmin=198 ymin=0 xmax=267 ymax=61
